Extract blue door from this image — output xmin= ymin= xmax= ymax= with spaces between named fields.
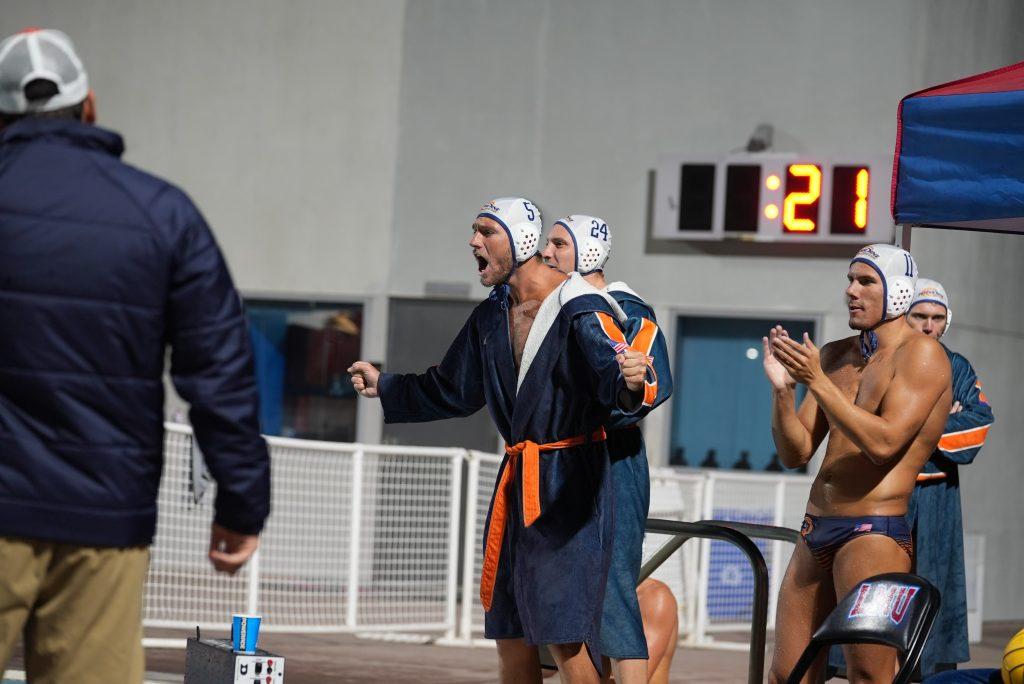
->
xmin=670 ymin=316 xmax=815 ymax=471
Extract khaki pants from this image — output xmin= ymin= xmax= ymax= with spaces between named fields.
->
xmin=0 ymin=536 xmax=149 ymax=684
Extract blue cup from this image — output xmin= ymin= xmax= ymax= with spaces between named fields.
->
xmin=231 ymin=614 xmax=262 ymax=653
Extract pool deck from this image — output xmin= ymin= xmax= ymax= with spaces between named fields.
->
xmin=2 ymin=621 xmax=1014 ymax=682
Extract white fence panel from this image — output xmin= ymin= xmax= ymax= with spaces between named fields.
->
xmin=354 ymin=446 xmax=463 ymax=632
xmin=460 ymin=451 xmax=503 ymax=642
xmin=144 ymin=426 xmax=463 ymax=637
xmin=257 ymin=437 xmax=355 ymax=630
xmin=145 ymin=427 xmax=251 ymax=628
xmin=698 ymin=472 xmax=811 ymax=639
xmin=965 ymin=533 xmax=985 ymax=644
xmin=645 ymin=468 xmax=705 ymax=641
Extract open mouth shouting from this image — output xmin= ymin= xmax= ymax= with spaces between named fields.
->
xmin=475 ymin=252 xmax=489 ymax=274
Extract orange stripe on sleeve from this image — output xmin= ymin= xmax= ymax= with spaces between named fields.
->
xmin=630 ymin=318 xmax=659 ymax=356
xmin=974 ymin=381 xmax=990 ymax=403
xmin=938 ymin=424 xmax=990 ymax=452
xmin=602 ymin=317 xmax=659 ymax=405
xmin=598 ymin=312 xmax=660 ymax=404
xmin=643 ymin=381 xmax=658 ymax=406
xmin=595 ymin=311 xmax=627 ymax=345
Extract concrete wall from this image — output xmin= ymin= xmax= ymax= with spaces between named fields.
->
xmin=3 ymin=0 xmax=405 ymax=299
xmin=3 ymin=0 xmax=405 ymax=441
xmin=5 ymin=0 xmax=1023 ymax=619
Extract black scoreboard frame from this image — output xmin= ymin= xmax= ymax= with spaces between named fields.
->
xmin=653 ymin=152 xmax=894 ymax=244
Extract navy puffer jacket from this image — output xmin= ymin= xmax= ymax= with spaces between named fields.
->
xmin=0 ymin=118 xmax=270 ymax=547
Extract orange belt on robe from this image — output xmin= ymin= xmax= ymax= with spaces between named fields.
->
xmin=479 ymin=428 xmax=607 ymax=612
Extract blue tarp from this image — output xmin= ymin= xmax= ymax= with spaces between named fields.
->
xmin=893 ymin=61 xmax=1024 ymax=234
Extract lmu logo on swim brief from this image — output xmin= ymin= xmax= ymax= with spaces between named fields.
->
xmin=847 ymin=582 xmax=919 ymax=625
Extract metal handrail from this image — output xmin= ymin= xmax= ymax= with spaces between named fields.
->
xmin=700 ymin=519 xmax=800 ymax=544
xmin=642 ymin=518 xmax=774 ymax=684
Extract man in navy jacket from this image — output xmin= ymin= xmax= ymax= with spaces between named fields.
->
xmin=0 ymin=28 xmax=270 ymax=683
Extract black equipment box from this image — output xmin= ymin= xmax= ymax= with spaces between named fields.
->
xmin=184 ymin=638 xmax=285 ymax=683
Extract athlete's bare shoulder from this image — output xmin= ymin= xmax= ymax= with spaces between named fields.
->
xmin=819 ymin=336 xmax=858 ymax=371
xmin=895 ymin=330 xmax=951 ymax=378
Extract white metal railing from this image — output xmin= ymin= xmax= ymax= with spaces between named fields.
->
xmin=145 ymin=425 xmax=464 ymax=638
xmin=455 ymin=450 xmax=503 ymax=643
xmin=145 ymin=426 xmax=819 ymax=650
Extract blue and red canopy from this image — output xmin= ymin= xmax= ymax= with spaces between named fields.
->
xmin=892 ymin=60 xmax=1024 ymax=233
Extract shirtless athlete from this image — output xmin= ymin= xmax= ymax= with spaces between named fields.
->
xmin=763 ymin=244 xmax=952 ymax=683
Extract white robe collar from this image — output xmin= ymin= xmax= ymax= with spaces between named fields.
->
xmin=605 ymin=280 xmax=643 ymax=300
xmin=515 ymin=273 xmax=626 ymax=391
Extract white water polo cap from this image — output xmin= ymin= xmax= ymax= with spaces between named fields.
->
xmin=554 ymin=215 xmax=612 ymax=275
xmin=850 ymin=243 xmax=918 ymax=323
xmin=910 ymin=277 xmax=951 ymax=335
xmin=477 ymin=197 xmax=543 ymax=264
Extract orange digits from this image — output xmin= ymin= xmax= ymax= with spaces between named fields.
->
xmin=854 ymin=168 xmax=869 ymax=229
xmin=783 ymin=164 xmax=821 ymax=233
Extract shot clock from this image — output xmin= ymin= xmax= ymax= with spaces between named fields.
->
xmin=654 ymin=152 xmax=893 ymax=243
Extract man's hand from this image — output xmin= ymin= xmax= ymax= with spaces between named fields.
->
xmin=763 ymin=326 xmax=797 ymax=390
xmin=950 ymin=400 xmax=962 ymax=414
xmin=771 ymin=332 xmax=824 ymax=387
xmin=348 ymin=361 xmax=380 ymax=398
xmin=209 ymin=523 xmax=259 ymax=575
xmin=617 ymin=348 xmax=648 ymax=393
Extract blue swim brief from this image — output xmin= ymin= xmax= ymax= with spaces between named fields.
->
xmin=800 ymin=513 xmax=914 ymax=570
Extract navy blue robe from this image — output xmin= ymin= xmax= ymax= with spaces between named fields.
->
xmin=378 ymin=273 xmax=645 ymax=671
xmin=909 ymin=346 xmax=993 ymax=674
xmin=598 ymin=282 xmax=673 ymax=660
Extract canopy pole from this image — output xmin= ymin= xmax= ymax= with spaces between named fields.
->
xmin=894 ymin=224 xmax=913 ymax=251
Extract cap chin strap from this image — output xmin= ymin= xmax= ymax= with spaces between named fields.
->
xmin=860 ymin=309 xmax=899 ymax=360
xmin=859 ymin=330 xmax=879 ymax=360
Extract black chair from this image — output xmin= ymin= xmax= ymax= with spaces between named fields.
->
xmin=786 ymin=572 xmax=940 ymax=684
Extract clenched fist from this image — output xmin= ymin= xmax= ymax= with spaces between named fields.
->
xmin=208 ymin=523 xmax=259 ymax=575
xmin=348 ymin=361 xmax=381 ymax=398
xmin=617 ymin=348 xmax=648 ymax=393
